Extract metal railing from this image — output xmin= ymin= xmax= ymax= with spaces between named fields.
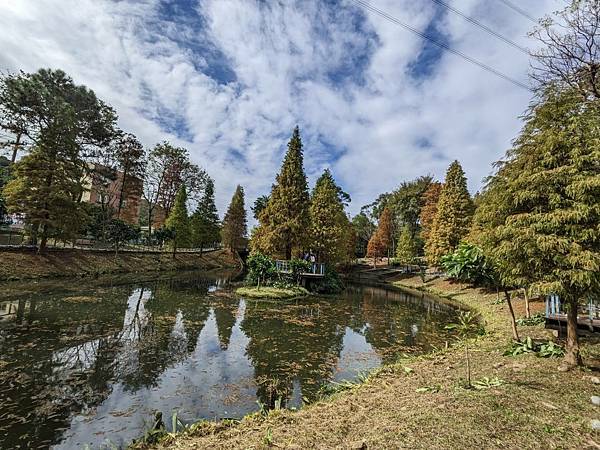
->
xmin=275 ymin=260 xmax=326 ymax=276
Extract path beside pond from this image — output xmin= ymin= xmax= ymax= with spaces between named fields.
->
xmin=154 ymin=274 xmax=600 ymax=450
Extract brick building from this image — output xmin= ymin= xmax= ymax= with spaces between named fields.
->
xmin=81 ymin=164 xmax=143 ymax=225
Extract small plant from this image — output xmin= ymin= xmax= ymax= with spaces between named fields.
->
xmin=504 ymin=336 xmax=536 ymax=356
xmin=445 ymin=310 xmax=481 ymax=388
xmin=472 ymin=376 xmax=504 ymax=390
xmin=263 ymin=428 xmax=274 ymax=446
xmin=538 ymin=341 xmax=565 ymax=358
xmin=516 ymin=313 xmax=545 ymax=326
xmin=416 ymin=385 xmax=441 ymax=393
xmin=504 ymin=337 xmax=565 ymax=358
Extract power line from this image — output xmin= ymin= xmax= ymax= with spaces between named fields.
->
xmin=351 ymin=0 xmax=531 ymax=91
xmin=497 ymin=0 xmax=538 ymax=23
xmin=428 ymin=0 xmax=529 ymax=54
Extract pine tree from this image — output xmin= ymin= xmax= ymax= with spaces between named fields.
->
xmin=474 ymin=87 xmax=600 ymax=367
xmin=425 ymin=161 xmax=474 ymax=265
xmin=419 ymin=182 xmax=442 ymax=244
xmin=190 ymin=178 xmax=221 ymax=252
xmin=165 ymin=186 xmax=191 ymax=256
xmin=309 ymin=169 xmax=351 ymax=264
xmin=0 ymin=69 xmax=117 ymax=251
xmin=251 ymin=126 xmax=310 ymax=259
xmin=221 ymin=185 xmax=247 ymax=252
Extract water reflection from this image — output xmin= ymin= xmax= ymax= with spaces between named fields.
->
xmin=0 ymin=274 xmax=459 ymax=449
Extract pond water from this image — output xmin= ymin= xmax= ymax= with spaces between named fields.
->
xmin=0 ymin=272 xmax=461 ymax=449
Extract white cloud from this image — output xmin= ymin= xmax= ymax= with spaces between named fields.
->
xmin=0 ymin=0 xmax=559 ymax=219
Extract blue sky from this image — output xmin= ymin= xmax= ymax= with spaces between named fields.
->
xmin=0 ymin=0 xmax=560 ymax=220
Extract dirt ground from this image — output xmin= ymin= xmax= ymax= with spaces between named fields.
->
xmin=0 ymin=248 xmax=239 ymax=282
xmin=150 ymin=275 xmax=600 ymax=450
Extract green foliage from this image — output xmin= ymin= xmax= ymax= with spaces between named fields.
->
xmin=440 ymin=242 xmax=494 ymax=286
xmin=287 ymin=258 xmax=312 ymax=285
xmin=251 ymin=195 xmax=269 ymax=221
xmin=246 ymin=252 xmax=277 ymax=287
xmin=538 ymin=341 xmax=565 ymax=358
xmin=425 ymin=161 xmax=474 ymax=265
xmin=165 ymin=186 xmax=191 ymax=252
xmin=504 ymin=337 xmax=565 ymax=358
xmin=190 ymin=177 xmax=221 ymax=248
xmin=0 ymin=68 xmax=118 ymax=250
xmin=221 ymin=185 xmax=247 ymax=251
xmin=0 ymin=156 xmax=12 ymax=224
xmin=351 ymin=212 xmax=375 ymax=257
xmin=516 ymin=313 xmax=545 ymax=326
xmin=313 ymin=266 xmax=344 ymax=294
xmin=395 ymin=224 xmax=422 ymax=264
xmin=105 ymin=219 xmax=140 ymax=251
xmin=473 ymin=86 xmax=600 ymax=365
xmin=251 ymin=127 xmax=310 ymax=259
xmin=445 ymin=311 xmax=482 ymax=337
xmin=309 ymin=169 xmax=353 ymax=264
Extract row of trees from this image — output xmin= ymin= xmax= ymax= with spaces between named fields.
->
xmin=250 ymin=127 xmax=355 ymax=265
xmin=362 ymin=0 xmax=600 ymax=368
xmin=0 ymin=68 xmax=222 ymax=252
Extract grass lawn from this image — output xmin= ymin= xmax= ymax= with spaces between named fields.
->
xmin=235 ymin=285 xmax=309 ymax=299
xmin=144 ymin=275 xmax=600 ymax=450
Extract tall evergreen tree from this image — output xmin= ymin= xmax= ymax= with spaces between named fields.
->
xmin=473 ymin=87 xmax=600 ymax=367
xmin=252 ymin=126 xmax=310 ymax=259
xmin=221 ymin=185 xmax=247 ymax=252
xmin=309 ymin=169 xmax=351 ymax=264
xmin=0 ymin=69 xmax=117 ymax=251
xmin=425 ymin=161 xmax=474 ymax=265
xmin=190 ymin=178 xmax=221 ymax=252
xmin=419 ymin=181 xmax=442 ymax=244
xmin=165 ymin=186 xmax=191 ymax=256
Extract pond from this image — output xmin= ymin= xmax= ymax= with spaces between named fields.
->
xmin=0 ymin=272 xmax=461 ymax=449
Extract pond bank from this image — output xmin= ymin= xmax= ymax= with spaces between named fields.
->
xmin=147 ymin=274 xmax=600 ymax=449
xmin=0 ymin=248 xmax=239 ymax=281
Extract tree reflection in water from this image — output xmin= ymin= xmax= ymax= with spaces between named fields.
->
xmin=0 ymin=276 xmax=459 ymax=449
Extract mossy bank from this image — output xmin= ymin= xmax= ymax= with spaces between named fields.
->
xmin=0 ymin=248 xmax=239 ymax=282
xmin=235 ymin=285 xmax=309 ymax=299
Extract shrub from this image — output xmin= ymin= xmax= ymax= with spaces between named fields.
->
xmin=441 ymin=242 xmax=494 ymax=286
xmin=246 ymin=252 xmax=276 ymax=288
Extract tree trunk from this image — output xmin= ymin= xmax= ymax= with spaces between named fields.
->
xmin=11 ymin=132 xmax=21 ymax=163
xmin=465 ymin=344 xmax=471 ymax=388
xmin=504 ymin=290 xmax=520 ymax=341
xmin=199 ymin=242 xmax=203 ymax=255
xmin=564 ymin=296 xmax=582 ymax=367
xmin=523 ymin=288 xmax=531 ymax=319
xmin=38 ymin=223 xmax=48 ymax=254
xmin=147 ymin=207 xmax=153 ymax=237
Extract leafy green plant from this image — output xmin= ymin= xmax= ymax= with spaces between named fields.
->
xmin=441 ymin=242 xmax=494 ymax=286
xmin=538 ymin=341 xmax=565 ymax=358
xmin=445 ymin=310 xmax=481 ymax=388
xmin=516 ymin=313 xmax=545 ymax=326
xmin=504 ymin=337 xmax=564 ymax=358
xmin=263 ymin=428 xmax=273 ymax=446
xmin=504 ymin=336 xmax=536 ymax=356
xmin=246 ymin=252 xmax=276 ymax=289
xmin=472 ymin=376 xmax=504 ymax=390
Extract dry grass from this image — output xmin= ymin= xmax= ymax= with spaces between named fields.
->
xmin=146 ymin=275 xmax=600 ymax=450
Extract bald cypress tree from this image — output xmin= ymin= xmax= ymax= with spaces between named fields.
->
xmin=221 ymin=185 xmax=247 ymax=252
xmin=425 ymin=161 xmax=474 ymax=265
xmin=251 ymin=126 xmax=310 ymax=259
xmin=474 ymin=87 xmax=600 ymax=367
xmin=367 ymin=207 xmax=393 ymax=265
xmin=309 ymin=169 xmax=351 ymax=264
